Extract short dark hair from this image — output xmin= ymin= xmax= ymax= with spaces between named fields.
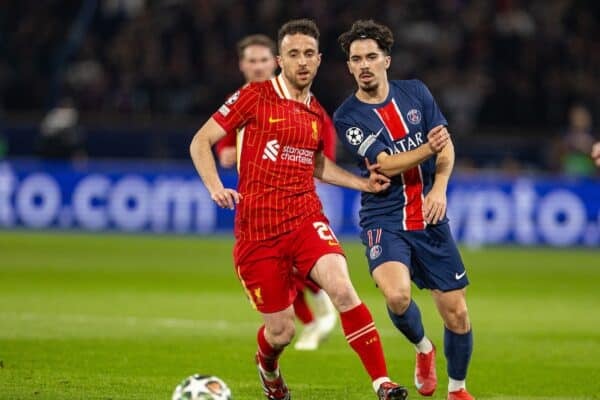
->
xmin=277 ymin=19 xmax=320 ymax=50
xmin=236 ymin=34 xmax=276 ymax=59
xmin=338 ymin=20 xmax=394 ymax=57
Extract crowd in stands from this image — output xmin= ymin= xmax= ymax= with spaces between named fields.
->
xmin=0 ymin=0 xmax=598 ymax=172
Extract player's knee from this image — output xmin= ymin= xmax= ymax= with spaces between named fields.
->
xmin=326 ymin=282 xmax=360 ymax=312
xmin=386 ymin=291 xmax=411 ymax=315
xmin=444 ymin=306 xmax=470 ymax=333
xmin=266 ymin=322 xmax=296 ymax=347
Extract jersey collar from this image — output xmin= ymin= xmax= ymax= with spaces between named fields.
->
xmin=271 ymin=74 xmax=312 ymax=106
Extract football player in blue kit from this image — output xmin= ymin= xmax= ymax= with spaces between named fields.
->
xmin=334 ymin=20 xmax=475 ymax=400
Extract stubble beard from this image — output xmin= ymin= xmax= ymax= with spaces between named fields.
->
xmin=284 ymin=69 xmax=312 ymax=92
xmin=359 ymin=81 xmax=378 ymax=94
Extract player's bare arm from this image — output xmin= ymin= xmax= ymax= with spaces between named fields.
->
xmin=314 ymin=151 xmax=390 ymax=193
xmin=375 ymin=125 xmax=449 ymax=176
xmin=423 ymin=136 xmax=455 ymax=224
xmin=190 ymin=117 xmax=242 ymax=209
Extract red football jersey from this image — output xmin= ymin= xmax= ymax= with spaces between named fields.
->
xmin=215 ymin=100 xmax=337 ymax=162
xmin=212 ymin=75 xmax=330 ymax=241
xmin=215 ymin=127 xmax=237 ymax=156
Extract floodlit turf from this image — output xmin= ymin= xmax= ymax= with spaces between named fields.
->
xmin=1 ymin=230 xmax=599 ymax=399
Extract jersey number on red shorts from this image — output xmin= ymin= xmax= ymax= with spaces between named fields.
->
xmin=313 ymin=222 xmax=339 ymax=246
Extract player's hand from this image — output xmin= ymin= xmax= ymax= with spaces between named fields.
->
xmin=427 ymin=125 xmax=450 ymax=154
xmin=218 ymin=146 xmax=237 ymax=168
xmin=592 ymin=142 xmax=600 ymax=167
xmin=423 ymin=185 xmax=446 ymax=224
xmin=211 ymin=188 xmax=242 ymax=210
xmin=365 ymin=158 xmax=391 ymax=193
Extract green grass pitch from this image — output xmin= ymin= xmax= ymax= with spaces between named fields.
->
xmin=1 ymin=231 xmax=599 ymax=399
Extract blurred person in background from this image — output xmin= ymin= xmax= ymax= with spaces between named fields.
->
xmin=550 ymin=104 xmax=596 ymax=176
xmin=35 ymin=98 xmax=86 ymax=161
xmin=215 ymin=34 xmax=278 ymax=169
xmin=215 ymin=33 xmax=338 ymax=352
xmin=592 ymin=142 xmax=600 ymax=167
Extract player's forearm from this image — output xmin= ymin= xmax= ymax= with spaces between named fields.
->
xmin=314 ymin=155 xmax=369 ymax=192
xmin=376 ymin=144 xmax=435 ymax=176
xmin=433 ymin=140 xmax=454 ymax=189
xmin=190 ymin=132 xmax=225 ymax=195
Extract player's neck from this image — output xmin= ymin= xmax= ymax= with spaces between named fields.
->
xmin=280 ymin=74 xmax=312 ymax=104
xmin=355 ymin=80 xmax=389 ymax=104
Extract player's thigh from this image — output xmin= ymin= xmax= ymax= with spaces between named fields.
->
xmin=310 ymin=253 xmax=360 ymax=312
xmin=291 ymin=215 xmax=345 ymax=280
xmin=431 ymin=288 xmax=468 ymax=314
xmin=371 ymin=261 xmax=413 ymax=302
xmin=290 ymin=216 xmax=358 ymax=308
xmin=233 ymin=239 xmax=295 ymax=314
xmin=410 ymin=223 xmax=469 ymax=291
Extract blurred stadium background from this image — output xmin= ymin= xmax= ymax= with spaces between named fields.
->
xmin=1 ymin=1 xmax=599 ymax=399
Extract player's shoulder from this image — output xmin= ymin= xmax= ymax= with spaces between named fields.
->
xmin=310 ymin=96 xmax=333 ymax=121
xmin=333 ymin=93 xmax=361 ymax=123
xmin=389 ymin=79 xmax=428 ymax=96
xmin=309 ymin=94 xmax=325 ymax=112
xmin=241 ymin=81 xmax=271 ymax=96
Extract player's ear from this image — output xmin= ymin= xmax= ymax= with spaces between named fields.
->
xmin=347 ymin=60 xmax=352 ymax=74
xmin=276 ymin=55 xmax=283 ymax=69
xmin=316 ymin=52 xmax=322 ymax=66
xmin=385 ymin=55 xmax=391 ymax=69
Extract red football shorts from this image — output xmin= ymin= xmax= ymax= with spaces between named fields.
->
xmin=233 ymin=215 xmax=345 ymax=313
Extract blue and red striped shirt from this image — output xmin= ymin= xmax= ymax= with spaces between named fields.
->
xmin=333 ymin=79 xmax=448 ymax=231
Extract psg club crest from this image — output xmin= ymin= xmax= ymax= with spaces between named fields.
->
xmin=369 ymin=245 xmax=382 ymax=260
xmin=346 ymin=126 xmax=364 ymax=145
xmin=407 ymin=109 xmax=421 ymax=125
xmin=225 ymin=90 xmax=240 ymax=105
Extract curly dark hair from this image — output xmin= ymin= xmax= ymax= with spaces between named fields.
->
xmin=277 ymin=19 xmax=320 ymax=51
xmin=338 ymin=19 xmax=394 ymax=57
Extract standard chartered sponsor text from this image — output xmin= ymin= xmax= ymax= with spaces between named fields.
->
xmin=281 ymin=146 xmax=314 ymax=165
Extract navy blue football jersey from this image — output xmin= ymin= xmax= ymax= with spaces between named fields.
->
xmin=334 ymin=79 xmax=448 ymax=230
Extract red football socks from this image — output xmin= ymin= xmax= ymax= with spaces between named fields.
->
xmin=293 ymin=291 xmax=315 ymax=324
xmin=340 ymin=303 xmax=388 ymax=380
xmin=256 ymin=325 xmax=284 ymax=372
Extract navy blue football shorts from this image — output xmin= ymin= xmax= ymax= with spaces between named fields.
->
xmin=360 ymin=222 xmax=469 ymax=291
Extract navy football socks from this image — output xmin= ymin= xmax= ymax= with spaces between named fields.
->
xmin=387 ymin=299 xmax=425 ymax=344
xmin=444 ymin=326 xmax=473 ymax=380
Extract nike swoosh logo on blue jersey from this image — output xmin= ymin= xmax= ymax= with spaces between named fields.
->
xmin=455 ymin=271 xmax=466 ymax=280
